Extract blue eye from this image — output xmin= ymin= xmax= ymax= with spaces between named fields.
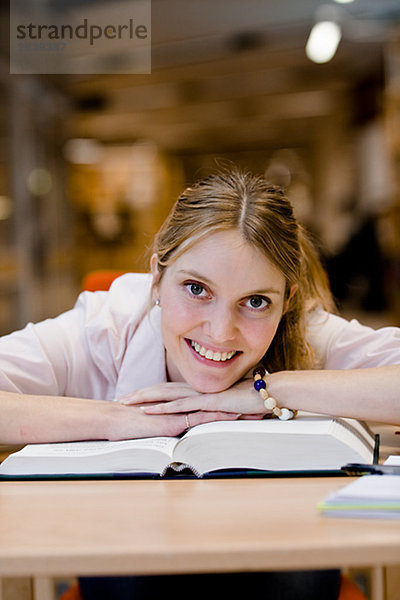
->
xmin=245 ymin=296 xmax=270 ymax=311
xmin=185 ymin=282 xmax=206 ymax=297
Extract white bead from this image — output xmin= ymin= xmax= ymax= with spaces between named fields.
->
xmin=279 ymin=408 xmax=294 ymax=421
xmin=263 ymin=396 xmax=277 ymax=410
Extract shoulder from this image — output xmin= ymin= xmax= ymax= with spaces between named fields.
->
xmin=76 ymin=272 xmax=153 ymax=325
xmin=0 ymin=273 xmax=155 ymax=398
xmin=76 ymin=271 xmax=154 ymax=347
xmin=72 ymin=272 xmax=154 ymax=385
xmin=78 ymin=271 xmax=153 ymax=304
xmin=306 ymin=307 xmax=400 ymax=369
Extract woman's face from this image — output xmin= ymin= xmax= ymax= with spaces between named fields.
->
xmin=152 ymin=229 xmax=290 ymax=393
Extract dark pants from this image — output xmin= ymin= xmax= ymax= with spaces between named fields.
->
xmin=79 ymin=570 xmax=341 ymax=600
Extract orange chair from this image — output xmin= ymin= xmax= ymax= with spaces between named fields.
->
xmin=339 ymin=574 xmax=368 ymax=600
xmin=81 ymin=269 xmax=127 ymax=292
xmin=59 ymin=582 xmax=82 ymax=600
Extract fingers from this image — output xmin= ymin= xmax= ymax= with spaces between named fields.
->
xmin=142 ymin=388 xmax=265 ymax=415
xmin=117 ymin=381 xmax=268 ymax=417
xmin=143 ymin=395 xmax=213 ymax=414
xmin=111 ymin=405 xmax=241 ymax=441
xmin=117 ymin=382 xmax=199 ymax=405
xmin=184 ymin=411 xmax=241 ymax=428
xmin=239 ymin=413 xmax=266 ymax=420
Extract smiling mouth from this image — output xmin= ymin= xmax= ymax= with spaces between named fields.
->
xmin=188 ymin=339 xmax=239 ymax=362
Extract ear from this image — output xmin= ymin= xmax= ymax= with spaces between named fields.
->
xmin=150 ymin=253 xmax=160 ymax=281
xmin=283 ymin=284 xmax=298 ymax=315
xmin=150 ymin=253 xmax=161 ymax=304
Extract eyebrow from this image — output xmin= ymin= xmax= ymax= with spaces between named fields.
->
xmin=177 ymin=269 xmax=283 ymax=296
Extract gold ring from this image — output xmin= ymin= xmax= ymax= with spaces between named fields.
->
xmin=185 ymin=414 xmax=191 ymax=429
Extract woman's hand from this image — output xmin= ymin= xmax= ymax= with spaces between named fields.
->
xmin=108 ymin=404 xmax=241 ymax=440
xmin=0 ymin=388 xmax=242 ymax=445
xmin=118 ymin=382 xmax=201 ymax=406
xmin=116 ymin=379 xmax=267 ymax=421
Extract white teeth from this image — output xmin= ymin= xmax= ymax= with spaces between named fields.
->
xmin=190 ymin=341 xmax=237 ymax=362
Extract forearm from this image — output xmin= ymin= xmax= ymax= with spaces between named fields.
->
xmin=0 ymin=391 xmax=124 ymax=444
xmin=0 ymin=388 xmax=238 ymax=445
xmin=269 ymin=365 xmax=400 ymax=424
xmin=118 ymin=366 xmax=400 ymax=426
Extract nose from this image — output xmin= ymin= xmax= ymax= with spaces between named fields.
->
xmin=204 ymin=301 xmax=237 ymax=344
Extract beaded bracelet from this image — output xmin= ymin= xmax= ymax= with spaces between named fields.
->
xmin=253 ymin=366 xmax=296 ymax=421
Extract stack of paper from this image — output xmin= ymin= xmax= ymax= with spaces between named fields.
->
xmin=319 ymin=456 xmax=400 ymax=519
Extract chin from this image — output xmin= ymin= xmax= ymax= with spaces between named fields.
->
xmin=187 ymin=376 xmax=234 ymax=395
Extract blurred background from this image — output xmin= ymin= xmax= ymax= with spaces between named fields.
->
xmin=1 ymin=0 xmax=400 ymax=334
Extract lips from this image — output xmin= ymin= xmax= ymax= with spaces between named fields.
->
xmin=188 ymin=339 xmax=238 ymax=362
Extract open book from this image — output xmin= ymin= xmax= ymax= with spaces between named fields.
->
xmin=0 ymin=413 xmax=377 ymax=478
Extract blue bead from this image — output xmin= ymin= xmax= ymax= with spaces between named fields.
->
xmin=254 ymin=379 xmax=266 ymax=391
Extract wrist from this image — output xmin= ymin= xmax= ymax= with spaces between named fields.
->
xmin=253 ymin=367 xmax=296 ymax=420
xmin=267 ymin=370 xmax=298 ymax=412
xmin=98 ymin=401 xmax=129 ymax=441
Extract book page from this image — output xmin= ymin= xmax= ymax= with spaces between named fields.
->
xmin=385 ymin=456 xmax=400 ymax=466
xmin=181 ymin=413 xmax=334 ymax=440
xmin=329 ymin=419 xmax=374 ymax=462
xmin=175 ymin=415 xmax=373 ymax=475
xmin=330 ymin=475 xmax=400 ymax=502
xmin=0 ymin=437 xmax=179 ymax=476
xmin=319 ymin=475 xmax=400 ymax=519
xmin=9 ymin=437 xmax=178 ymax=458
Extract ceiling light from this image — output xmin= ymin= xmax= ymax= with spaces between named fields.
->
xmin=305 ymin=21 xmax=342 ymax=63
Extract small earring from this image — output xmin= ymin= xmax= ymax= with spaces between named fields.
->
xmin=155 ymin=298 xmax=160 ymax=306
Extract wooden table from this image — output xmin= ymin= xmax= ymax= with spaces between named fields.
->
xmin=1 ymin=420 xmax=400 ymax=600
xmin=0 ymin=476 xmax=400 ymax=600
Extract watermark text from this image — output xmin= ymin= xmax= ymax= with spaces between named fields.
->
xmin=16 ymin=19 xmax=148 ymax=46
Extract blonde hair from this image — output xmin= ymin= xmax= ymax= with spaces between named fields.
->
xmin=152 ymin=168 xmax=334 ymax=372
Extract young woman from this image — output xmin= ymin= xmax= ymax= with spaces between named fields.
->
xmin=0 ymin=168 xmax=399 ymax=446
xmin=0 ymin=168 xmax=399 ymax=599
